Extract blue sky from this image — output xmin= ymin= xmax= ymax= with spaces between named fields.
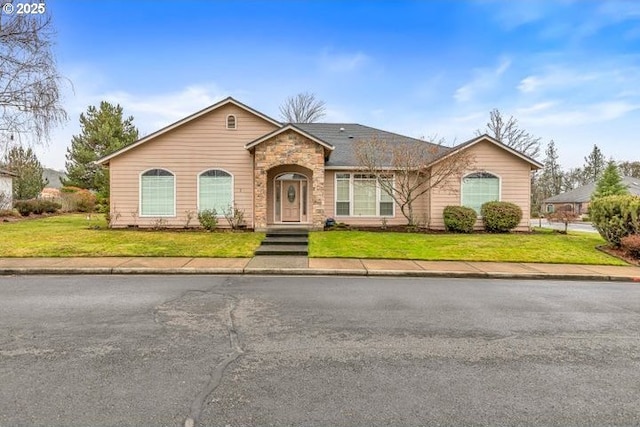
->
xmin=37 ymin=0 xmax=640 ymax=170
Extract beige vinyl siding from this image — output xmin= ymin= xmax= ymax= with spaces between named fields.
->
xmin=323 ymin=170 xmax=429 ymax=227
xmin=108 ymin=104 xmax=278 ymax=228
xmin=429 ymin=140 xmax=533 ymax=231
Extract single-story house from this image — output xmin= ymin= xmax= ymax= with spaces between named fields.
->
xmin=96 ymin=97 xmax=542 ymax=231
xmin=544 ymin=176 xmax=640 ymax=215
xmin=0 ymin=168 xmax=18 ymax=210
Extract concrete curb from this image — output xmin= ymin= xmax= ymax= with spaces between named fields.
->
xmin=1 ymin=267 xmax=639 ymax=282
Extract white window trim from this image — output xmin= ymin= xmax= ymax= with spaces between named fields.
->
xmin=334 ymin=173 xmax=395 ymax=218
xmin=460 ymin=171 xmax=502 ymax=216
xmin=226 ymin=114 xmax=237 ymax=130
xmin=139 ymin=168 xmax=176 ymax=218
xmin=196 ymin=168 xmax=234 ymax=216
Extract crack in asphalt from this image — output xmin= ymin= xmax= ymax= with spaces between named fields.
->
xmin=184 ymin=280 xmax=244 ymax=427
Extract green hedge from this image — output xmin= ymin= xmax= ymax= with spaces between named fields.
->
xmin=443 ymin=205 xmax=477 ymax=233
xmin=590 ymin=195 xmax=640 ymax=247
xmin=13 ymin=199 xmax=62 ymax=216
xmin=480 ymin=201 xmax=522 ymax=233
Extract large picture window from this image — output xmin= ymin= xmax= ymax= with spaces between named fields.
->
xmin=199 ymin=169 xmax=232 ymax=213
xmin=335 ymin=173 xmax=394 ymax=217
xmin=140 ymin=169 xmax=175 ymax=216
xmin=461 ymin=172 xmax=500 ymax=215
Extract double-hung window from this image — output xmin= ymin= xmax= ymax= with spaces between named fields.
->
xmin=199 ymin=169 xmax=232 ymax=214
xmin=335 ymin=173 xmax=394 ymax=217
xmin=140 ymin=169 xmax=175 ymax=216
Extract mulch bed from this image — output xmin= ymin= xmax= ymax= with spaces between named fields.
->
xmin=597 ymin=245 xmax=640 ymax=267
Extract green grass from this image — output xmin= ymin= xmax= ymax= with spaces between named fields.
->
xmin=0 ymin=214 xmax=264 ymax=257
xmin=0 ymin=215 xmax=627 ymax=265
xmin=309 ymin=229 xmax=627 ymax=265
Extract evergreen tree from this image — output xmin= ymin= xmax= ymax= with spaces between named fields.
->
xmin=536 ymin=140 xmax=564 ymax=198
xmin=3 ymin=146 xmax=48 ymax=200
xmin=591 ymin=162 xmax=629 ymax=200
xmin=582 ymin=145 xmax=606 ymax=183
xmin=63 ymin=102 xmax=138 ymax=197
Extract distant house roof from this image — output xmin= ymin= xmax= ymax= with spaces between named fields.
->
xmin=544 ymin=176 xmax=640 ymax=203
xmin=0 ymin=168 xmax=18 ymax=177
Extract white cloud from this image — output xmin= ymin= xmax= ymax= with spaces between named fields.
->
xmin=319 ymin=50 xmax=370 ymax=73
xmin=519 ymin=100 xmax=639 ymax=126
xmin=454 ymin=57 xmax=511 ymax=102
xmin=101 ymin=84 xmax=226 ymax=131
xmin=515 ymin=101 xmax=558 ymax=115
xmin=517 ymin=68 xmax=598 ymax=94
xmin=34 ymin=75 xmax=229 ymax=169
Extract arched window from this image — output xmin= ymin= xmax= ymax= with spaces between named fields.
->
xmin=461 ymin=172 xmax=500 ymax=215
xmin=199 ymin=169 xmax=233 ymax=213
xmin=140 ymin=169 xmax=175 ymax=216
xmin=226 ymin=114 xmax=236 ymax=129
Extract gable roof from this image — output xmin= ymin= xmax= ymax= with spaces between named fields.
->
xmin=245 ymin=124 xmax=335 ymax=153
xmin=294 ymin=123 xmax=448 ymax=167
xmin=96 ymin=97 xmax=281 ymax=165
xmin=0 ymin=168 xmax=18 ymax=177
xmin=432 ymin=134 xmax=543 ymax=170
xmin=544 ymin=176 xmax=640 ymax=203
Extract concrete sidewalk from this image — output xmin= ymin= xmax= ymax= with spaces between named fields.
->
xmin=0 ymin=257 xmax=639 ymax=282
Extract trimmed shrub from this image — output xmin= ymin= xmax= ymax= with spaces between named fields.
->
xmin=39 ymin=199 xmax=62 ymax=213
xmin=13 ymin=199 xmax=61 ymax=216
xmin=13 ymin=200 xmax=33 ymax=216
xmin=198 ymin=209 xmax=218 ymax=231
xmin=590 ymin=195 xmax=640 ymax=247
xmin=443 ymin=205 xmax=477 ymax=233
xmin=620 ymin=234 xmax=640 ymax=259
xmin=480 ymin=201 xmax=522 ymax=233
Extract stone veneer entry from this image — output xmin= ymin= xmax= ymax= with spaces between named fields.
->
xmin=253 ymin=130 xmax=326 ymax=230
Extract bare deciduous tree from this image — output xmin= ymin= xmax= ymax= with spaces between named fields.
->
xmin=279 ymin=92 xmax=326 ymax=123
xmin=618 ymin=161 xmax=640 ymax=179
xmin=0 ymin=3 xmax=67 ymax=152
xmin=354 ymin=136 xmax=475 ymax=227
xmin=548 ymin=205 xmax=580 ymax=234
xmin=477 ymin=109 xmax=541 ymax=159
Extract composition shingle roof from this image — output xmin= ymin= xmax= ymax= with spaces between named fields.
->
xmin=544 ymin=176 xmax=640 ymax=203
xmin=294 ymin=123 xmax=450 ymax=167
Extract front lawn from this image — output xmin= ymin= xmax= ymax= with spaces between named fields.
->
xmin=309 ymin=229 xmax=627 ymax=265
xmin=0 ymin=214 xmax=263 ymax=257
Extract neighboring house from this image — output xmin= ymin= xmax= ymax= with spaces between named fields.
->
xmin=0 ymin=168 xmax=18 ymax=210
xmin=96 ymin=97 xmax=542 ymax=231
xmin=40 ymin=187 xmax=62 ymax=200
xmin=544 ymin=176 xmax=640 ymax=216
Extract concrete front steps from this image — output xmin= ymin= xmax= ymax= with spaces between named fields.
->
xmin=254 ymin=228 xmax=309 ymax=256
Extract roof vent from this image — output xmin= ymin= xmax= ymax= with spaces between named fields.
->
xmin=348 ymin=135 xmax=354 ymax=139
xmin=339 ymin=127 xmax=345 ymax=132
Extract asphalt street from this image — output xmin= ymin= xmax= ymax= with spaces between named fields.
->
xmin=1 ymin=275 xmax=639 ymax=426
xmin=530 ymin=218 xmax=599 ymax=233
